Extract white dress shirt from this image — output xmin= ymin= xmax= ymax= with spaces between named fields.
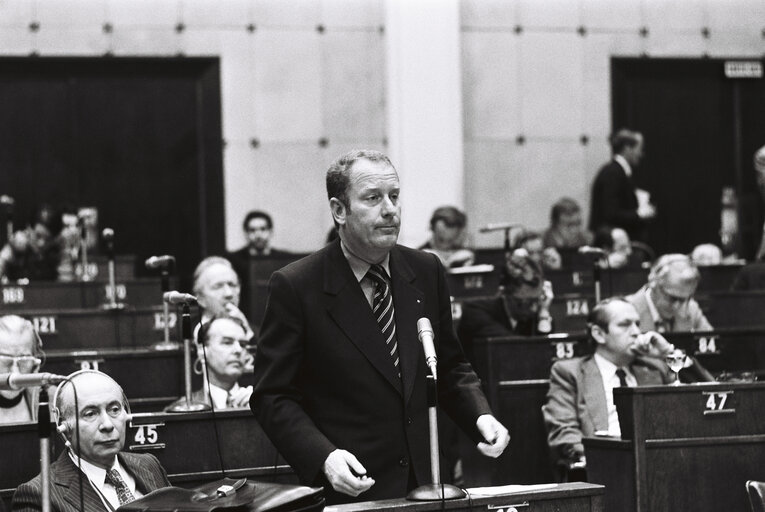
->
xmin=614 ymin=154 xmax=633 ymax=178
xmin=207 ymin=382 xmax=241 ymax=409
xmin=593 ymin=353 xmax=637 ymax=436
xmin=68 ymin=453 xmax=143 ymax=510
xmin=340 ymin=241 xmax=392 ymax=308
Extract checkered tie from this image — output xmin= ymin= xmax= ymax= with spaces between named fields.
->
xmin=105 ymin=468 xmax=136 ymax=506
xmin=367 ymin=264 xmax=400 ymax=376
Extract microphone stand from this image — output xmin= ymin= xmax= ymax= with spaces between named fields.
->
xmin=593 ymin=258 xmax=601 ymax=303
xmin=78 ymin=218 xmax=91 ymax=282
xmin=102 ymin=229 xmax=124 ymax=310
xmin=38 ymin=387 xmax=52 ymax=512
xmin=167 ymin=303 xmax=210 ymax=412
xmin=153 ymin=263 xmax=180 ymax=351
xmin=407 ymin=375 xmax=465 ymax=501
xmin=0 ymin=195 xmax=13 ymax=246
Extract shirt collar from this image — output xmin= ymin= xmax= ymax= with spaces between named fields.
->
xmin=643 ymin=286 xmax=663 ymax=325
xmin=68 ymin=451 xmax=119 ymax=488
xmin=208 ymin=382 xmax=240 ymax=409
xmin=614 ymin=154 xmax=632 ymax=178
xmin=340 ymin=240 xmax=391 ymax=283
xmin=593 ymin=352 xmax=620 ymax=381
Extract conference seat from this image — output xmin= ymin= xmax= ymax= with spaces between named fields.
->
xmin=746 ymin=480 xmax=765 ymax=512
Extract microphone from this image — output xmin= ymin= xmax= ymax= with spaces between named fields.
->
xmin=479 ymin=222 xmax=522 ymax=233
xmin=145 ymin=255 xmax=175 ymax=269
xmin=163 ymin=291 xmax=197 ymax=304
xmin=578 ymin=246 xmax=607 ymax=256
xmin=0 ymin=195 xmax=14 ymax=211
xmin=0 ymin=372 xmax=67 ymax=391
xmin=417 ymin=318 xmax=438 ymax=380
xmin=101 ymin=228 xmax=114 ymax=242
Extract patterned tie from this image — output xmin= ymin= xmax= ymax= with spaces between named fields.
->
xmin=615 ymin=368 xmax=629 ymax=387
xmin=105 ymin=468 xmax=136 ymax=506
xmin=366 ymin=264 xmax=400 ymax=376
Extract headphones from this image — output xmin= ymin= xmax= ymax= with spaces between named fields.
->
xmin=51 ymin=369 xmax=131 ymax=447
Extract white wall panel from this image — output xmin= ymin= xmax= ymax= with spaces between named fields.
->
xmin=253 ymin=0 xmax=321 ymax=28
xmin=37 ymin=27 xmax=107 ymax=54
xmin=181 ymin=0 xmax=252 ymax=29
xmin=462 ymin=31 xmax=519 ymax=139
xmin=219 ymin=33 xmax=257 ymax=142
xmin=108 ymin=0 xmax=179 ymax=27
xmin=252 ymin=30 xmax=323 ymax=142
xmin=644 ymin=29 xmax=707 ymax=56
xmin=519 ymin=32 xmax=583 ymax=137
xmin=36 ymin=0 xmax=107 ymax=28
xmin=580 ymin=0 xmax=642 ymax=31
xmin=518 ymin=0 xmax=579 ymax=29
xmin=321 ymin=0 xmax=384 ymax=28
xmin=642 ymin=0 xmax=705 ymax=31
xmin=708 ymin=0 xmax=765 ymax=33
xmin=110 ymin=28 xmax=179 ymax=55
xmin=321 ymin=31 xmax=386 ymax=142
xmin=460 ymin=0 xmax=518 ymax=29
xmin=0 ymin=28 xmax=33 ymax=54
xmin=706 ymin=30 xmax=765 ymax=58
xmin=0 ymin=1 xmax=33 ymax=25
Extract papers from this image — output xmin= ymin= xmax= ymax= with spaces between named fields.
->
xmin=466 ymin=483 xmax=558 ymax=497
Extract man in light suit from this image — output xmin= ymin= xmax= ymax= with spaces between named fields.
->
xmin=542 ymin=298 xmax=713 ymax=470
xmin=250 ymin=149 xmax=509 ymax=504
xmin=625 ymin=253 xmax=712 ymax=332
xmin=13 ymin=370 xmax=171 ymax=512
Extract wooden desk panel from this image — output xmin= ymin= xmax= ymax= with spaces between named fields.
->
xmin=81 ymin=279 xmax=164 ymax=309
xmin=73 ymin=255 xmax=136 ymax=282
xmin=0 ymin=282 xmax=84 ymax=310
xmin=329 ymin=482 xmax=604 ymax=512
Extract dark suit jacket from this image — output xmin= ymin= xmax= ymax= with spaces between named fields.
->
xmin=589 ymin=160 xmax=645 ymax=240
xmin=227 ymin=246 xmax=294 ymax=322
xmin=250 ymin=241 xmax=491 ymax=503
xmin=12 ymin=451 xmax=170 ymax=512
xmin=732 ymin=262 xmax=765 ymax=291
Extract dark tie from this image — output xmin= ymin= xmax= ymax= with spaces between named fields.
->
xmin=366 ymin=264 xmax=400 ymax=376
xmin=615 ymin=368 xmax=629 ymax=387
xmin=105 ymin=468 xmax=136 ymax=506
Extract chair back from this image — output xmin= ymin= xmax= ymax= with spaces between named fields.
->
xmin=746 ymin=480 xmax=765 ymax=512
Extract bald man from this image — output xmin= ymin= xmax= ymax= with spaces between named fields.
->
xmin=12 ymin=371 xmax=171 ymax=512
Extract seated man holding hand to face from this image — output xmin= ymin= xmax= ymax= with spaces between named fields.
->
xmin=0 ymin=315 xmax=44 ymax=424
xmin=542 ymin=298 xmax=713 ymax=471
xmin=193 ymin=256 xmax=256 ymax=342
xmin=13 ymin=370 xmax=171 ymax=512
xmin=166 ymin=314 xmax=253 ymax=410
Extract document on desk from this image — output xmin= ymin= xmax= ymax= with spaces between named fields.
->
xmin=467 ymin=483 xmax=558 ymax=496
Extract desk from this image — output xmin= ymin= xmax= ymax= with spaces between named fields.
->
xmin=0 ymin=278 xmax=166 ymax=310
xmin=328 ymin=482 xmax=604 ymax=512
xmin=584 ymin=382 xmax=765 ymax=512
xmin=0 ymin=410 xmax=291 ymax=507
xmin=73 ymin=254 xmax=136 ymax=282
xmin=698 ymin=291 xmax=765 ymax=328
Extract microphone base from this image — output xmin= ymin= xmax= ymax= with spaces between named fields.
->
xmin=166 ymin=400 xmax=211 ymax=413
xmin=152 ymin=340 xmax=182 ymax=351
xmin=406 ymin=484 xmax=466 ymax=501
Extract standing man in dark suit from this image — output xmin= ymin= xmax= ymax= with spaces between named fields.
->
xmin=589 ymin=129 xmax=655 ymax=241
xmin=12 ymin=370 xmax=171 ymax=512
xmin=250 ymin=149 xmax=509 ymax=504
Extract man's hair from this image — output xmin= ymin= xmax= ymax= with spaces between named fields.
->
xmin=609 ymin=129 xmax=642 ymax=155
xmin=197 ymin=314 xmax=247 ymax=346
xmin=0 ymin=315 xmax=42 ymax=356
xmin=550 ymin=197 xmax=581 ymax=224
xmin=30 ymin=203 xmax=63 ymax=237
xmin=242 ymin=210 xmax=273 ymax=231
xmin=586 ymin=297 xmax=632 ymax=345
xmin=429 ymin=206 xmax=467 ymax=230
xmin=56 ymin=370 xmax=128 ymax=424
xmin=648 ymin=253 xmax=700 ymax=286
xmin=326 ymin=149 xmax=394 ymax=207
xmin=514 ymin=230 xmax=543 ymax=250
xmin=192 ymin=256 xmax=237 ymax=295
xmin=593 ymin=225 xmax=616 ymax=251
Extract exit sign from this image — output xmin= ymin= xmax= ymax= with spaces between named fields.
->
xmin=724 ymin=61 xmax=763 ymax=78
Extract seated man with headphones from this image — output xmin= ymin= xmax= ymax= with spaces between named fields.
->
xmin=625 ymin=253 xmax=712 ymax=332
xmin=13 ymin=370 xmax=171 ymax=512
xmin=0 ymin=315 xmax=44 ymax=425
xmin=166 ymin=314 xmax=253 ymax=411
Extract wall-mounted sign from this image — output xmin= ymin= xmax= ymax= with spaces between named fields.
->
xmin=724 ymin=61 xmax=763 ymax=79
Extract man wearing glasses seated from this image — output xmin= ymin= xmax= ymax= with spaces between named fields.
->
xmin=166 ymin=314 xmax=253 ymax=410
xmin=626 ymin=253 xmax=712 ymax=332
xmin=0 ymin=315 xmax=44 ymax=424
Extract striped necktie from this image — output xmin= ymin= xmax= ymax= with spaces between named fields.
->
xmin=105 ymin=468 xmax=136 ymax=506
xmin=367 ymin=264 xmax=400 ymax=376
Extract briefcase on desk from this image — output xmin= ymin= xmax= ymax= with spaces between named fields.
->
xmin=120 ymin=478 xmax=325 ymax=512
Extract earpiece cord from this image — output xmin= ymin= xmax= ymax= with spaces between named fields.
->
xmin=200 ymin=328 xmax=227 ymax=478
xmin=73 ymin=382 xmax=84 ymax=512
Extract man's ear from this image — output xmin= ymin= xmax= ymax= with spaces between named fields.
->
xmin=590 ymin=324 xmax=607 ymax=346
xmin=329 ymin=198 xmax=347 ymax=227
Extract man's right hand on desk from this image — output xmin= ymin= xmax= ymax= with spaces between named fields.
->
xmin=323 ymin=449 xmax=375 ymax=497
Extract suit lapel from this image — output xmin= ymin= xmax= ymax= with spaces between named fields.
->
xmin=325 ymin=242 xmax=403 ymax=394
xmin=389 ymin=247 xmax=425 ymax=404
xmin=581 ymin=357 xmax=608 ymax=432
xmin=119 ymin=452 xmax=163 ymax=494
xmin=56 ymin=453 xmax=107 ymax=512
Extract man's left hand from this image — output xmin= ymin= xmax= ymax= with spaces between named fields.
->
xmin=632 ymin=331 xmax=673 ymax=358
xmin=476 ymin=414 xmax=510 ymax=458
xmin=228 ymin=385 xmax=253 ymax=408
